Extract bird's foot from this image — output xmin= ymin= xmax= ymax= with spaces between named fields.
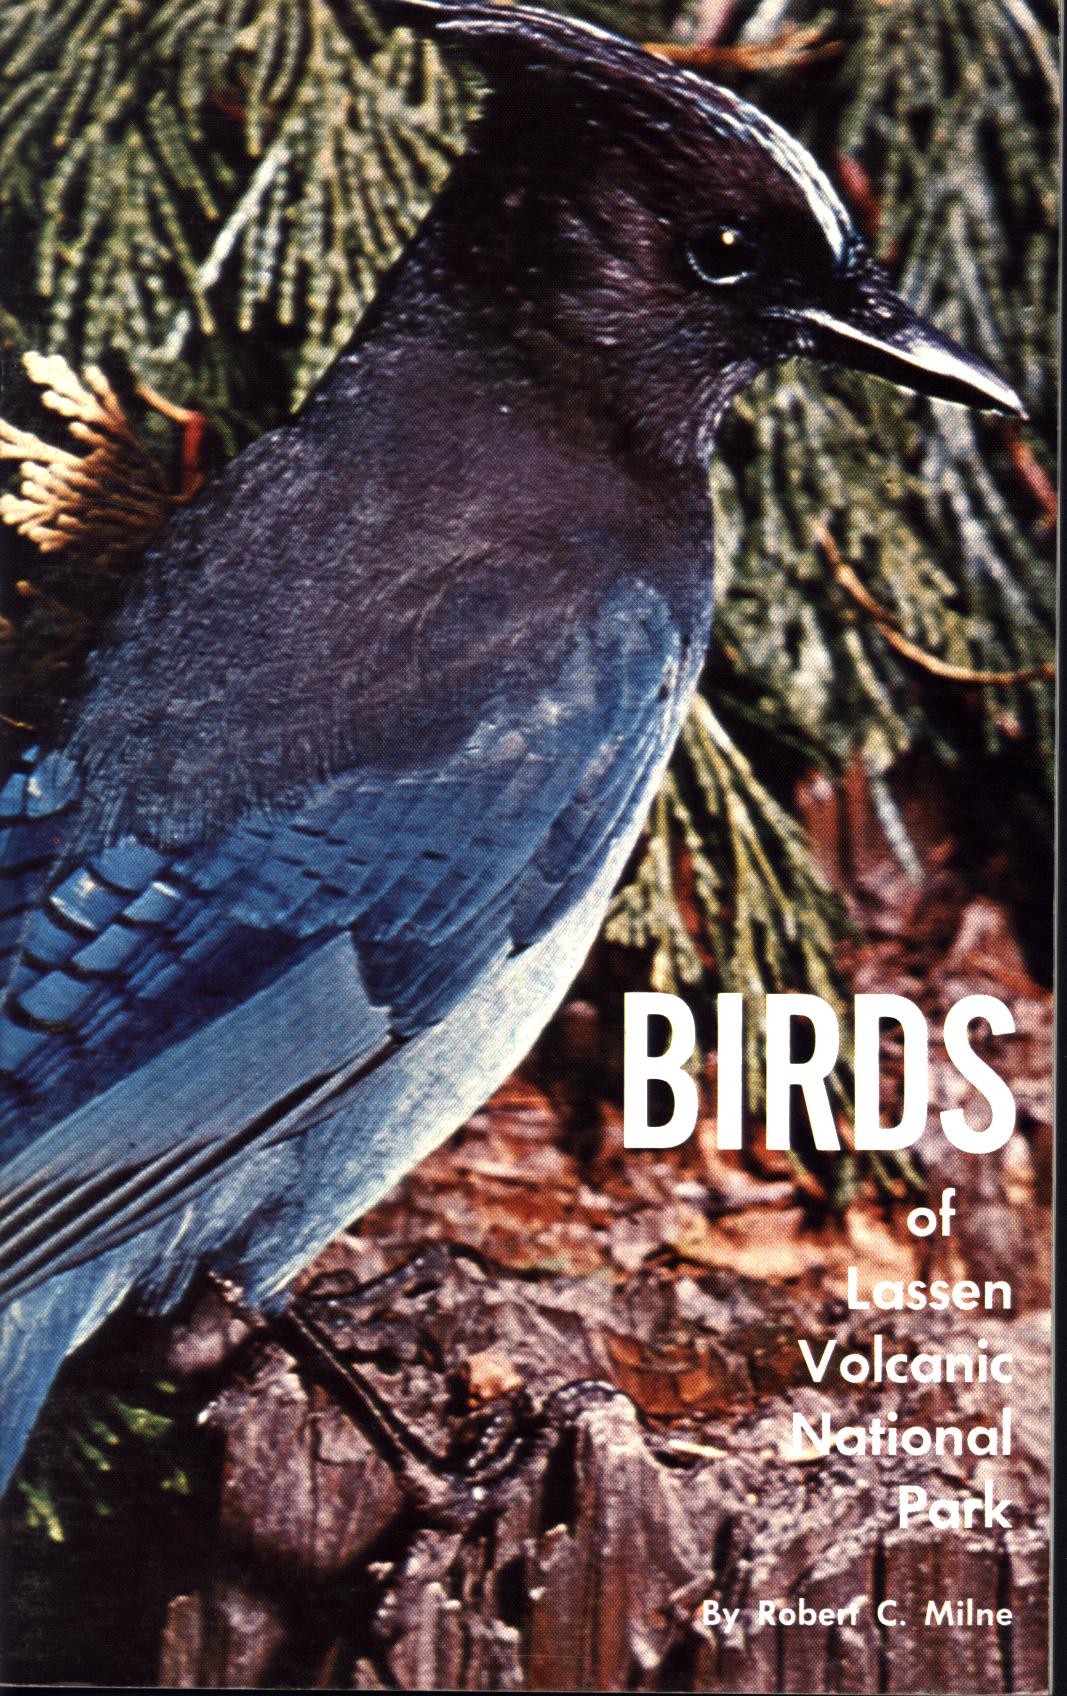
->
xmin=284 ymin=1248 xmax=625 ymax=1531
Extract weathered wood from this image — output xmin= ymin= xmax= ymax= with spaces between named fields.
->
xmin=155 ymin=1245 xmax=1049 ymax=1692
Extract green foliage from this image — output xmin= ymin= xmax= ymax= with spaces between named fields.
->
xmin=0 ymin=0 xmax=474 ymax=438
xmin=606 ymin=698 xmax=850 ymax=1108
xmin=838 ymin=0 xmax=1057 ymax=406
xmin=14 ymin=1374 xmax=189 ymax=1542
xmin=709 ymin=0 xmax=1058 ymax=790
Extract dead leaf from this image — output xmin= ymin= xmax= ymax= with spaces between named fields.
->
xmin=603 ymin=1330 xmax=735 ymax=1418
xmin=463 ymin=1349 xmax=523 ymax=1406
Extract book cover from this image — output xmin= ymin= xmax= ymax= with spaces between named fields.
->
xmin=0 ymin=1 xmax=1055 ymax=1690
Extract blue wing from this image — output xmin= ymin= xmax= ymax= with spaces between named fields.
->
xmin=0 ymin=581 xmax=685 ymax=1308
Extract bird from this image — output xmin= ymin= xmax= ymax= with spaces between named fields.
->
xmin=0 ymin=0 xmax=1024 ymax=1496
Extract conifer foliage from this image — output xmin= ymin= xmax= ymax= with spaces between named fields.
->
xmin=0 ymin=0 xmax=473 ymax=425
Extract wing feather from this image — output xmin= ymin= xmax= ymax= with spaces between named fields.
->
xmin=0 ymin=580 xmax=683 ymax=1300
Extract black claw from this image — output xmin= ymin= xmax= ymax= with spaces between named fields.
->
xmin=283 ymin=1254 xmax=633 ymax=1530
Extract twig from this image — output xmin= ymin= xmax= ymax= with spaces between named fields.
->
xmin=1004 ymin=426 xmax=1057 ymax=525
xmin=644 ymin=25 xmax=842 ymax=74
xmin=834 ymin=154 xmax=881 ymax=243
xmin=135 ymin=379 xmax=209 ymax=499
xmin=817 ymin=524 xmax=1054 ymax=686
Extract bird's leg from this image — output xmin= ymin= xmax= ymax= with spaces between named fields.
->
xmin=284 ymin=1246 xmax=528 ymax=1526
xmin=298 ymin=1241 xmax=463 ymax=1335
xmin=283 ymin=1247 xmax=627 ymax=1530
xmin=283 ymin=1297 xmax=476 ymax=1524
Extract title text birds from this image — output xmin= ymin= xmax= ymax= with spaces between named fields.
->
xmin=0 ymin=0 xmax=1023 ymax=1493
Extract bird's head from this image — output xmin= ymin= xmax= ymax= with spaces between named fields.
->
xmin=376 ymin=0 xmax=1024 ymax=467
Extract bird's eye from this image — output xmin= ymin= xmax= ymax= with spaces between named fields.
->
xmin=686 ymin=226 xmax=757 ymax=286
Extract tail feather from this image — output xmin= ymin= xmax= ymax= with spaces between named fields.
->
xmin=0 ymin=1261 xmax=136 ymax=1500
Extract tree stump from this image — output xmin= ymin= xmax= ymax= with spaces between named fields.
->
xmin=153 ymin=1240 xmax=1049 ymax=1692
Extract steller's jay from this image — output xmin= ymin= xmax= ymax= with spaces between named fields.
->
xmin=0 ymin=0 xmax=1024 ymax=1495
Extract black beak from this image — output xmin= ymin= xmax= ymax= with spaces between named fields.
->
xmin=778 ymin=261 xmax=1027 ymax=418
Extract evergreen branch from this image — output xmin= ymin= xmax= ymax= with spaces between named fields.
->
xmin=0 ymin=0 xmax=474 ymax=423
xmin=0 ymin=353 xmax=175 ymax=565
xmin=607 ymin=695 xmax=852 ymax=1110
xmin=817 ymin=523 xmax=1055 ymax=686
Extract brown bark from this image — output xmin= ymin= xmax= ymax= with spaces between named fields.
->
xmin=155 ymin=1242 xmax=1049 ymax=1692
